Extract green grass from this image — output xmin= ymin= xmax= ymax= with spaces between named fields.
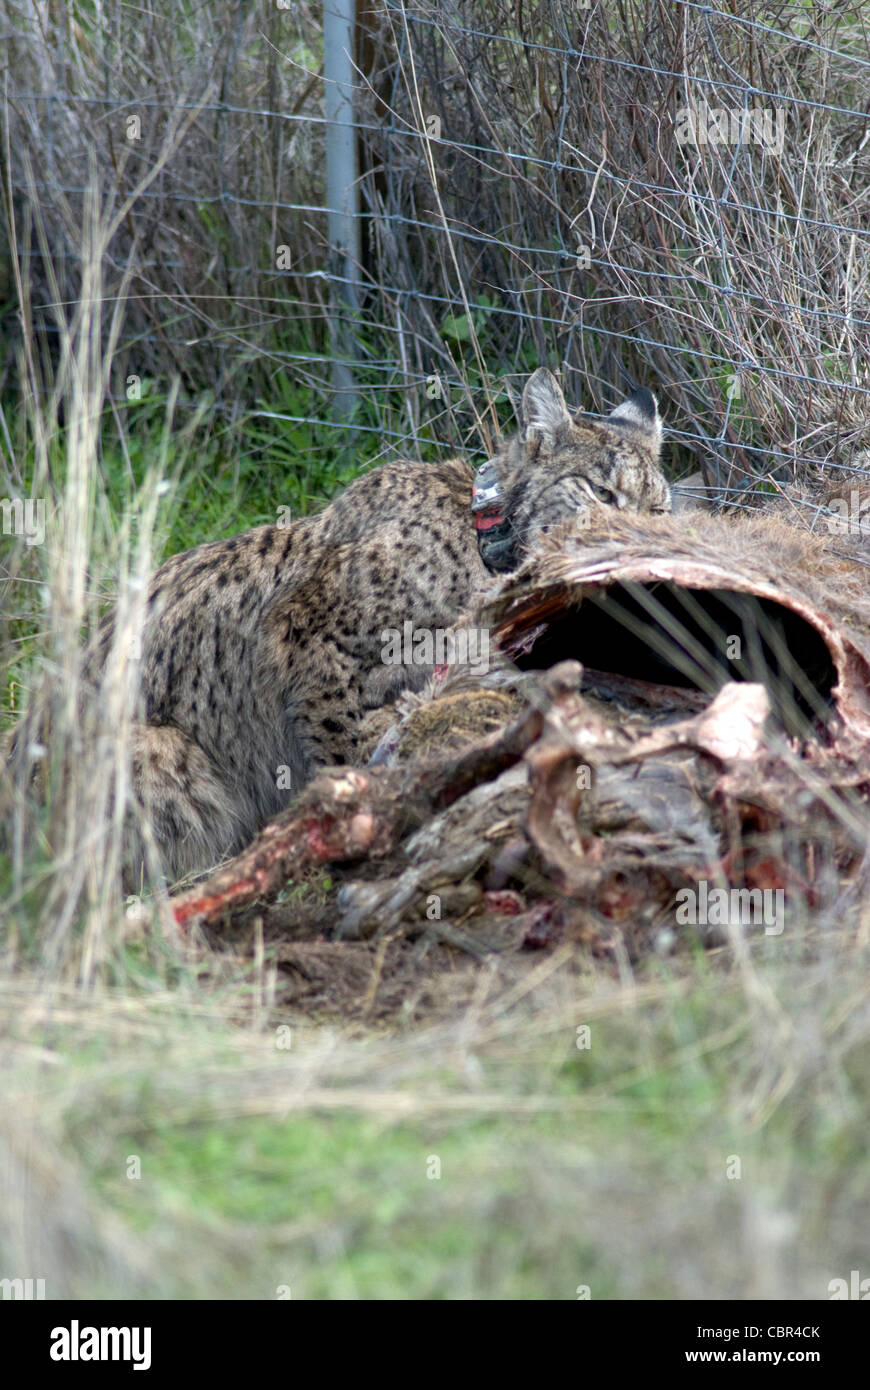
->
xmin=3 ymin=951 xmax=867 ymax=1300
xmin=98 ymin=384 xmax=363 ymax=559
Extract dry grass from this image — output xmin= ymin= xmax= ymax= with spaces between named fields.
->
xmin=0 ymin=162 xmax=192 ymax=977
xmin=1 ymin=922 xmax=869 ymax=1298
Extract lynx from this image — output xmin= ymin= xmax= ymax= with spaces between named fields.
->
xmin=91 ymin=369 xmax=671 ymax=880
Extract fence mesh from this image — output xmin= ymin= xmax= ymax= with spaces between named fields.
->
xmin=2 ymin=0 xmax=869 ymax=511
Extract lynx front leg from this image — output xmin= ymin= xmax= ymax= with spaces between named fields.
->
xmin=290 ymin=644 xmax=433 ymax=775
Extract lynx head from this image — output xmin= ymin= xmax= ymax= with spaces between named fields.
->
xmin=482 ymin=369 xmax=670 ymax=570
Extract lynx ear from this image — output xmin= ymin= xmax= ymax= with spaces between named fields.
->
xmin=522 ymin=369 xmax=572 ymax=451
xmin=609 ymin=388 xmax=662 ymax=449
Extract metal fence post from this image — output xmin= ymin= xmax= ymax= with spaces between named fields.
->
xmin=323 ymin=0 xmax=360 ymax=420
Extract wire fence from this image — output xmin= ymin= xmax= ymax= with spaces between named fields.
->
xmin=2 ymin=0 xmax=869 ymax=512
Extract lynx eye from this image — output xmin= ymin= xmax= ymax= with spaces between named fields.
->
xmin=590 ymin=484 xmax=614 ymax=504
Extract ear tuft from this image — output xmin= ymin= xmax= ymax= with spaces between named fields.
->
xmin=609 ymin=388 xmax=662 ymax=445
xmin=521 ymin=369 xmax=572 ymax=447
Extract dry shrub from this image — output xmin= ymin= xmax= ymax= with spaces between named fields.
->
xmin=0 ymin=0 xmax=326 ymax=402
xmin=0 ymin=169 xmax=181 ymax=978
xmin=359 ymin=0 xmax=870 ymax=483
